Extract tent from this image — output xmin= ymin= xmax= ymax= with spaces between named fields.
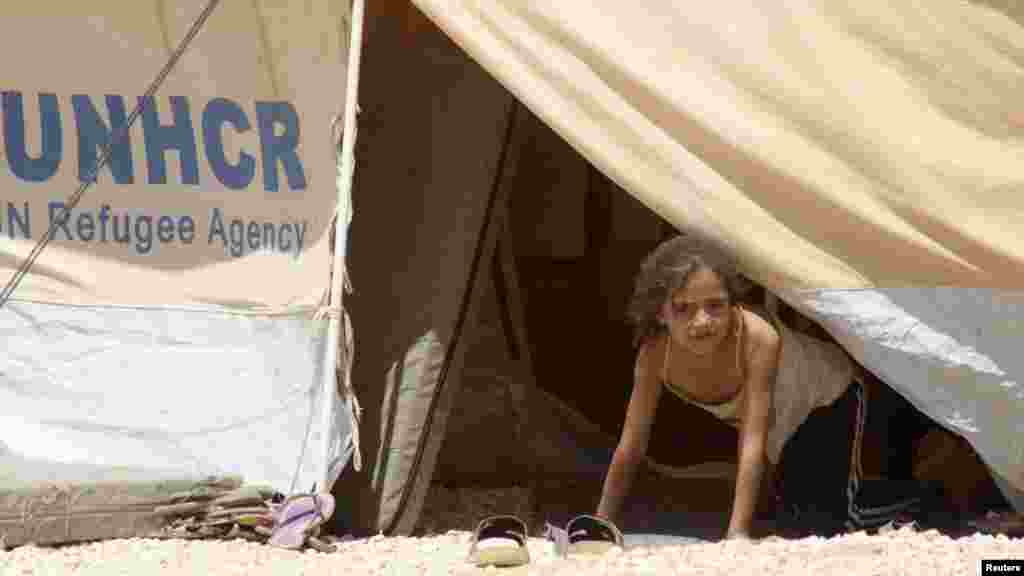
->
xmin=0 ymin=0 xmax=361 ymax=546
xmin=333 ymin=0 xmax=1024 ymax=537
xmin=2 ymin=0 xmax=1022 ymax=547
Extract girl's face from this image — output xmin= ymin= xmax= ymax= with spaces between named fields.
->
xmin=659 ymin=266 xmax=733 ymax=357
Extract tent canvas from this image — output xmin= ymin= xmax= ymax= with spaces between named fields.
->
xmin=0 ymin=0 xmax=361 ymax=546
xmin=334 ymin=0 xmax=1024 ymax=538
xmin=2 ymin=0 xmax=1022 ymax=546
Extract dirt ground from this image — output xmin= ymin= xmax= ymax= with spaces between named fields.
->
xmin=3 ymin=526 xmax=1021 ymax=576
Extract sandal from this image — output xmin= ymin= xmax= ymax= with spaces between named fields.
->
xmin=466 ymin=515 xmax=531 ymax=567
xmin=267 ymin=493 xmax=336 ymax=550
xmin=546 ymin=515 xmax=624 ymax=556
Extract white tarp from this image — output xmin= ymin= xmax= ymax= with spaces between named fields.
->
xmin=0 ymin=1 xmax=353 ymax=494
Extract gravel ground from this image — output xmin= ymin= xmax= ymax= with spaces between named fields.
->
xmin=2 ymin=526 xmax=1021 ymax=575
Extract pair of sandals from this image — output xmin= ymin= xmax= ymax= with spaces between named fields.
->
xmin=466 ymin=514 xmax=624 ymax=568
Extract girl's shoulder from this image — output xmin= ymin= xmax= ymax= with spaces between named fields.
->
xmin=634 ymin=334 xmax=666 ymax=380
xmin=738 ymin=305 xmax=781 ymax=358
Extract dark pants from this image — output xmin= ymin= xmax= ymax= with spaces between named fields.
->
xmin=776 ymin=381 xmax=940 ymax=536
xmin=866 ymin=375 xmax=934 ymax=480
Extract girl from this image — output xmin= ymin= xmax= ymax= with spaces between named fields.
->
xmin=596 ymin=235 xmax=926 ymax=539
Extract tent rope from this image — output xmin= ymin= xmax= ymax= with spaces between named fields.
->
xmin=311 ymin=108 xmax=363 ymax=477
xmin=0 ymin=0 xmax=223 ymax=310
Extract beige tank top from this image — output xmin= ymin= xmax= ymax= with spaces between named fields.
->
xmin=660 ymin=305 xmax=746 ymax=427
xmin=659 ymin=300 xmax=855 ymax=464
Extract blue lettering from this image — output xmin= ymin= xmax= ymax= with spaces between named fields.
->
xmin=247 ymin=221 xmax=261 ymax=249
xmin=208 ymin=207 xmax=227 ymax=249
xmin=3 ymin=92 xmax=62 ymax=182
xmin=98 ymin=205 xmax=111 ymax=243
xmin=157 ymin=216 xmax=176 ymax=242
xmin=111 ymin=212 xmax=131 ymax=245
xmin=140 ymin=95 xmax=199 ymax=185
xmin=48 ymin=201 xmax=73 ymax=240
xmin=6 ymin=202 xmax=30 ymax=239
xmin=2 ymin=94 xmax=309 ymax=195
xmin=229 ymin=219 xmax=244 ymax=257
xmin=279 ymin=223 xmax=292 ymax=252
xmin=295 ymin=221 xmax=306 ymax=253
xmin=255 ymin=101 xmax=306 ymax=192
xmin=134 ymin=215 xmax=154 ymax=254
xmin=76 ymin=212 xmax=95 ymax=241
xmin=179 ymin=215 xmax=195 ymax=243
xmin=261 ymin=222 xmax=276 ymax=251
xmin=73 ymin=94 xmax=134 ymax=184
xmin=203 ymin=98 xmax=256 ymax=190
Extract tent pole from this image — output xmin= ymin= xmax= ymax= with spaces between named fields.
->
xmin=319 ymin=0 xmax=366 ymax=494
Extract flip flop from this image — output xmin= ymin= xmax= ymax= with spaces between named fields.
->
xmin=268 ymin=493 xmax=336 ymax=550
xmin=466 ymin=515 xmax=531 ymax=567
xmin=543 ymin=522 xmax=570 ymax=554
xmin=549 ymin=515 xmax=623 ymax=556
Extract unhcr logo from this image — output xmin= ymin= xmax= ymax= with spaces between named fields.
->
xmin=1 ymin=92 xmax=312 ymax=257
xmin=1 ymin=91 xmax=307 ymax=192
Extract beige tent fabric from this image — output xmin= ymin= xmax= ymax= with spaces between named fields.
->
xmin=0 ymin=1 xmax=354 ymax=509
xmin=410 ymin=0 xmax=1024 ymax=293
xmin=0 ymin=1 xmax=349 ymax=310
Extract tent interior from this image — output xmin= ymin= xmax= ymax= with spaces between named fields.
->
xmin=329 ymin=0 xmax=1010 ymax=540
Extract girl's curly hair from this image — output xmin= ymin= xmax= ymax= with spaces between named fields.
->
xmin=626 ymin=234 xmax=747 ymax=347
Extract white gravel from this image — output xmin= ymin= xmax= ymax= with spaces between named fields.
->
xmin=2 ymin=527 xmax=1021 ymax=575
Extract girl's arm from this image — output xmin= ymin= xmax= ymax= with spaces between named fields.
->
xmin=727 ymin=318 xmax=780 ymax=538
xmin=596 ymin=341 xmax=663 ymax=527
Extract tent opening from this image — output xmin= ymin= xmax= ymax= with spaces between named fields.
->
xmin=418 ymin=106 xmax=1009 ymax=538
xmin=329 ymin=0 xmax=1012 ymax=540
